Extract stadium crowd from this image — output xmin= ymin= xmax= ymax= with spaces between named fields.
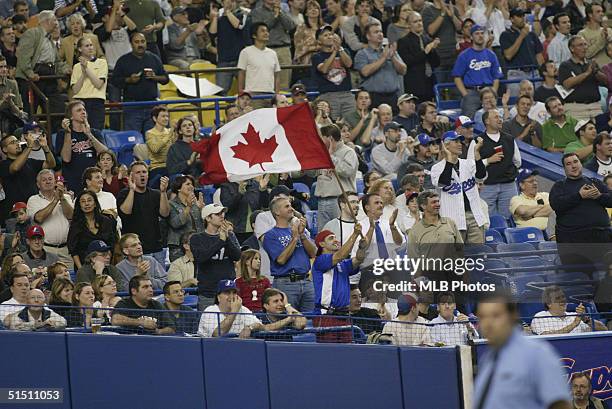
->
xmin=0 ymin=0 xmax=610 ymax=346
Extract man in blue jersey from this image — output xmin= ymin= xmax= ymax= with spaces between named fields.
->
xmin=452 ymin=25 xmax=504 ymax=119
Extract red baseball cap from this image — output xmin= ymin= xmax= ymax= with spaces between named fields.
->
xmin=11 ymin=202 xmax=27 ymax=213
xmin=26 ymin=225 xmax=45 ymax=239
xmin=314 ymin=230 xmax=334 ymax=255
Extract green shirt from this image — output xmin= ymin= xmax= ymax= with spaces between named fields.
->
xmin=564 ymin=139 xmax=594 ymax=163
xmin=342 ymin=110 xmax=373 ymax=147
xmin=125 ymin=0 xmax=165 ymax=43
xmin=541 ymin=116 xmax=578 ymax=150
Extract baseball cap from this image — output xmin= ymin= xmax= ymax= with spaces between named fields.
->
xmin=237 ymin=90 xmax=252 ymax=99
xmin=26 ymin=225 xmax=45 ymax=239
xmin=470 ymin=24 xmax=485 ymax=35
xmin=414 ymin=133 xmax=432 ymax=146
xmin=397 ymin=293 xmax=418 ymax=315
xmin=314 ymin=230 xmax=334 ymax=254
xmin=11 ymin=202 xmax=27 ymax=213
xmin=574 ymin=119 xmax=594 ymax=135
xmin=509 ymin=7 xmax=526 ymax=17
xmin=86 ymin=240 xmax=112 ymax=255
xmin=397 ymin=93 xmax=419 ymax=105
xmin=405 ymin=191 xmax=418 ymax=202
xmin=291 ymin=83 xmax=307 ymax=96
xmin=516 ymin=168 xmax=539 ymax=184
xmin=23 ymin=121 xmax=42 ymax=133
xmin=454 ymin=115 xmax=475 ymax=128
xmin=202 ymin=203 xmax=228 ymax=219
xmin=442 ymin=130 xmax=465 ymax=142
xmin=171 ymin=5 xmax=188 ymax=17
xmin=383 ymin=121 xmax=402 ymax=132
xmin=217 ymin=279 xmax=237 ymax=294
xmin=315 ymin=24 xmax=334 ymax=39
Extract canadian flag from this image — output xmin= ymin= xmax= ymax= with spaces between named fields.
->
xmin=194 ymin=103 xmax=334 ymax=184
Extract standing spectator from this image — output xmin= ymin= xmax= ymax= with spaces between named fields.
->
xmin=431 ymin=131 xmax=487 ymax=244
xmin=27 ymin=169 xmax=74 ymax=268
xmin=547 ymin=12 xmax=571 ymax=68
xmin=220 ymin=176 xmax=268 ymax=243
xmin=96 ymin=151 xmax=127 ymax=197
xmin=116 ymin=233 xmax=167 ymax=290
xmin=510 ymin=169 xmax=553 ymax=231
xmin=371 ymin=121 xmax=410 ymax=178
xmin=166 ymin=116 xmax=200 ymax=179
xmin=168 ymin=175 xmax=205 ymax=262
xmin=456 ymin=18 xmax=475 ymax=54
xmin=237 ymin=22 xmax=281 ymax=107
xmin=430 ymin=292 xmax=477 ymax=345
xmin=118 ymin=162 xmax=169 ymax=264
xmin=315 ymin=124 xmax=358 ymax=230
xmin=286 ymin=0 xmax=305 ymax=27
xmin=508 ymin=79 xmax=549 ymax=125
xmin=502 ymin=95 xmax=543 ymax=147
xmin=565 ymin=119 xmax=597 ymax=163
xmin=595 ymin=100 xmax=612 ymax=133
xmin=0 ymin=27 xmax=18 ymax=78
xmin=473 ymin=87 xmax=510 ymax=134
xmin=478 ymin=109 xmax=522 ymax=218
xmin=293 ymin=1 xmax=322 ymax=66
xmin=21 ymin=225 xmax=60 ymax=270
xmin=168 ymin=231 xmax=198 ymax=288
xmin=162 ymin=281 xmax=198 ymax=334
xmin=397 ymin=11 xmax=440 ymax=103
xmin=235 ymin=249 xmax=271 ymax=312
xmin=191 ymin=204 xmax=241 ymax=311
xmin=565 ymin=0 xmax=586 ymax=35
xmin=402 ymin=134 xmax=434 ymax=189
xmin=124 ymin=0 xmax=165 ymax=56
xmin=111 ymin=276 xmax=175 ymax=334
xmin=311 ymin=25 xmax=354 ymax=120
xmin=145 ymin=106 xmax=174 ymax=185
xmin=559 ymin=35 xmax=606 ymax=121
xmin=209 ymin=0 xmax=248 ymax=95
xmin=382 ymin=293 xmax=432 ymax=346
xmin=340 ymin=0 xmax=380 ymax=55
xmin=579 ymin=3 xmax=612 ymax=68
xmin=550 ymin=152 xmax=612 ymax=245
xmin=0 ymin=0 xmax=37 ymax=19
xmin=54 ymin=0 xmax=98 ymax=32
xmin=322 ymin=191 xmax=360 ymax=250
xmin=421 ymin=0 xmax=461 ymax=88
xmin=59 ymin=14 xmax=104 ymax=69
xmin=393 ymin=93 xmax=419 ymax=133
xmin=541 ymin=96 xmax=579 ymax=153
xmin=585 ymin=132 xmax=612 ymax=177
xmin=570 ymin=372 xmax=611 ymax=409
xmin=68 ymin=190 xmax=118 ymax=269
xmin=15 ymin=11 xmax=68 ymax=116
xmin=534 ymin=60 xmax=562 ymax=103
xmin=250 ymin=0 xmax=296 ymax=91
xmin=354 ymin=23 xmax=406 ymax=111
xmin=166 ymin=6 xmax=209 ymax=69
xmin=369 ymin=103 xmax=408 ymax=145
xmin=4 ymin=288 xmax=66 ymax=330
xmin=342 ymin=90 xmax=377 ymax=148
xmin=55 ymin=100 xmax=109 ymax=193
xmin=263 ymin=196 xmax=317 ymax=312
xmin=499 ymin=8 xmax=544 ymax=96
xmin=469 ymin=0 xmax=508 ymax=63
xmin=386 ymin=3 xmax=411 ymax=44
xmin=455 ymin=116 xmax=476 ymax=159
xmin=76 ymin=240 xmax=125 ymax=291
xmin=111 ymin=33 xmax=169 ymax=135
xmin=414 ymin=101 xmax=450 ymax=141
xmin=452 ymin=25 xmax=503 ymax=119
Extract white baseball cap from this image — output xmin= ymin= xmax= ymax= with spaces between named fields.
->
xmin=201 ymin=203 xmax=228 ymax=219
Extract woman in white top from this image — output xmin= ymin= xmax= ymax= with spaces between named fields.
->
xmin=92 ymin=274 xmax=121 ymax=322
xmin=83 ymin=166 xmax=122 ymax=231
xmin=70 ymin=36 xmax=108 ymax=130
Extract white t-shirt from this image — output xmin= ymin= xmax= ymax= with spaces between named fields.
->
xmin=197 ymin=304 xmax=261 ymax=337
xmin=0 ymin=297 xmax=24 ymax=324
xmin=382 ymin=316 xmax=432 ymax=346
xmin=530 ymin=310 xmax=591 ymax=335
xmin=430 ymin=314 xmax=478 ymax=346
xmin=237 ymin=45 xmax=281 ymax=93
xmin=27 ymin=193 xmax=72 ymax=246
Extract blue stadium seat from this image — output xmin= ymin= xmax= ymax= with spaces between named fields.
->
xmin=391 ymin=178 xmax=399 ymax=192
xmin=293 ymin=182 xmax=310 ymax=195
xmin=497 ymin=242 xmax=535 ymax=253
xmin=489 ymin=214 xmax=508 ymax=229
xmin=537 ymin=241 xmax=558 ymax=251
xmin=101 ymin=130 xmax=144 ymax=151
xmin=504 ymin=227 xmax=545 ymax=243
xmin=306 ymin=210 xmax=318 ymax=236
xmin=309 ymin=182 xmax=318 ymax=209
xmin=485 ymin=229 xmax=505 ymax=245
xmin=464 ymin=244 xmax=493 ymax=255
xmin=509 ymin=256 xmax=548 ymax=269
xmin=483 ymin=259 xmax=507 ymax=270
xmin=356 ymin=179 xmax=365 ymax=194
xmin=197 ymin=185 xmax=216 ymax=204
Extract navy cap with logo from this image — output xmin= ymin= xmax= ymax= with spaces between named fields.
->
xmin=509 ymin=7 xmax=526 ymax=17
xmin=87 ymin=240 xmax=112 ymax=254
xmin=516 ymin=168 xmax=539 ymax=184
xmin=217 ymin=279 xmax=238 ymax=294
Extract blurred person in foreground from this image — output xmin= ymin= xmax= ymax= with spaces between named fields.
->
xmin=474 ymin=291 xmax=572 ymax=409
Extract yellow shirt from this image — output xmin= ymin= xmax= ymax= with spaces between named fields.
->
xmin=146 ymin=127 xmax=175 ymax=170
xmin=70 ymin=58 xmax=108 ymax=100
xmin=509 ymin=192 xmax=550 ymax=230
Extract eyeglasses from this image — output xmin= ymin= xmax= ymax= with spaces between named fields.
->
xmin=103 ymin=281 xmax=116 ymax=287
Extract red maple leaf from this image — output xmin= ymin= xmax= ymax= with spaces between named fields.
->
xmin=231 ymin=123 xmax=278 ymax=171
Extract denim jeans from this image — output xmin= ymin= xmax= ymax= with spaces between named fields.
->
xmin=317 ymin=197 xmax=340 ymax=232
xmin=215 ymin=60 xmax=238 ymax=95
xmin=480 ymin=182 xmax=518 ymax=219
xmin=272 ymin=277 xmax=315 ymax=313
xmin=460 ymin=89 xmax=481 ymax=120
xmin=124 ymin=107 xmax=154 ymax=135
xmin=107 ymin=82 xmax=122 ymax=131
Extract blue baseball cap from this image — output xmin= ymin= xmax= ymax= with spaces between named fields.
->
xmin=415 ymin=133 xmax=431 ymax=146
xmin=397 ymin=293 xmax=418 ymax=315
xmin=217 ymin=279 xmax=237 ymax=294
xmin=442 ymin=130 xmax=465 ymax=142
xmin=470 ymin=24 xmax=485 ymax=35
xmin=86 ymin=240 xmax=112 ymax=254
xmin=23 ymin=121 xmax=42 ymax=133
xmin=516 ymin=168 xmax=539 ymax=184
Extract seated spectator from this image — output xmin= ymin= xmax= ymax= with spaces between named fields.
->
xmin=166 ymin=6 xmax=209 ymax=69
xmin=168 ymin=231 xmax=198 ymax=288
xmin=314 ymin=98 xmax=334 ymax=129
xmin=4 ymin=288 xmax=66 ymax=330
xmin=473 ymin=87 xmax=510 ymax=132
xmin=382 ymin=293 xmax=432 ymax=346
xmin=21 ymin=225 xmax=59 ymax=270
xmin=534 ymin=60 xmax=562 ymax=104
xmin=0 ymin=26 xmax=18 ymax=76
xmin=570 ymin=372 xmax=610 ymax=409
xmin=508 ymin=79 xmax=550 ymax=125
xmin=96 ymin=151 xmax=128 ymax=197
xmin=111 ymin=276 xmax=175 ymax=334
xmin=59 ymin=12 xmax=104 ymax=69
xmin=47 ymin=277 xmax=74 ymax=321
xmin=146 ymin=106 xmax=174 ymax=186
xmin=235 ymin=249 xmax=271 ymax=313
xmin=531 ymin=285 xmax=607 ymax=335
xmin=0 ymin=271 xmax=30 ymax=322
xmin=197 ymin=279 xmax=265 ymax=338
xmin=236 ymin=91 xmax=253 ymax=115
xmin=0 ymin=55 xmax=25 ymax=135
xmin=595 ymin=101 xmax=612 ymax=134
xmin=454 ymin=116 xmax=476 ymax=160
xmin=220 ymin=176 xmax=269 ymax=243
xmin=510 ymin=169 xmax=553 ymax=230
xmin=6 ymin=202 xmax=31 ymax=253
xmin=116 ymin=233 xmax=167 ymax=290
xmin=542 ymin=96 xmax=579 ymax=153
xmin=414 ymin=101 xmax=450 ymax=141
xmin=66 ymin=282 xmax=95 ymax=327
xmin=393 ymin=94 xmax=419 ymax=134
xmin=429 ymin=292 xmax=477 ymax=346
xmin=166 ymin=117 xmax=201 ymax=180
xmin=92 ymin=274 xmax=121 ymax=323
xmin=585 ymin=132 xmax=612 ymax=177
xmin=260 ymin=288 xmax=307 ymax=332
xmin=293 ymin=1 xmax=322 ymax=66
xmin=365 ymin=178 xmax=398 ymax=220
xmin=68 ymin=190 xmax=118 ymax=270
xmin=47 ymin=261 xmax=71 ymax=290
xmin=347 ymin=285 xmax=383 ymax=334
xmin=26 ymin=169 xmax=73 ymax=269
xmin=340 ymin=0 xmax=381 ymax=55
xmin=83 ymin=167 xmax=119 ymax=222
xmin=168 ymin=175 xmax=205 ymax=262
xmin=565 ymin=119 xmax=597 ymax=163
xmin=371 ymin=121 xmax=411 ymax=178
xmin=401 ymin=134 xmax=434 ymax=189
xmin=163 ymin=280 xmax=199 ymax=334
xmin=502 ymin=95 xmax=543 ymax=148
xmin=342 ymin=90 xmax=377 ymax=148
xmin=76 ymin=240 xmax=126 ymax=291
